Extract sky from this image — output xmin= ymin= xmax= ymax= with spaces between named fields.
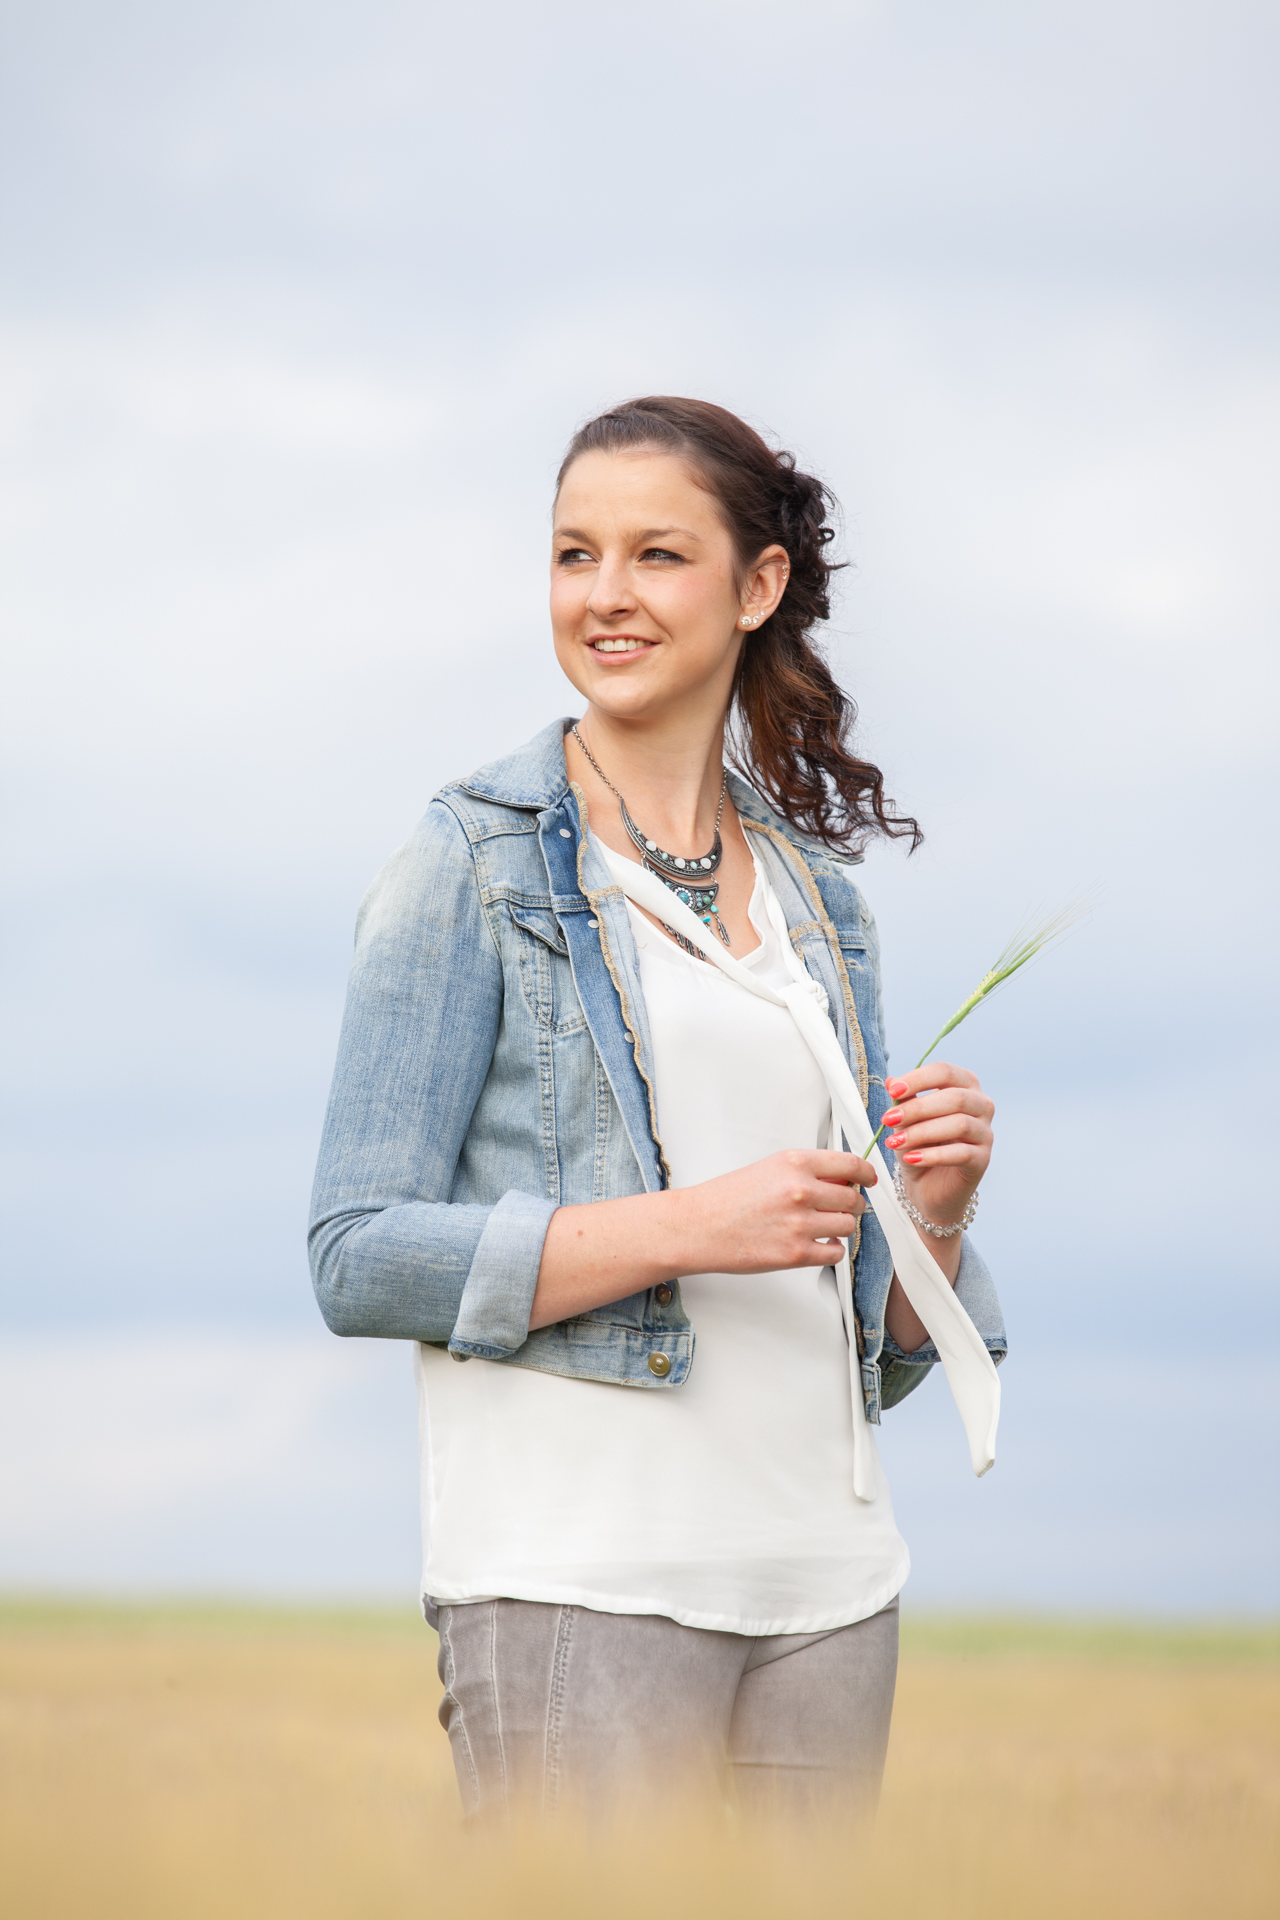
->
xmin=2 ymin=0 xmax=1277 ymax=1607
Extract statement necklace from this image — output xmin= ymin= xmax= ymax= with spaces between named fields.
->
xmin=571 ymin=723 xmax=731 ymax=954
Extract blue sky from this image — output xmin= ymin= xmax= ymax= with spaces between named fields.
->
xmin=2 ymin=0 xmax=1276 ymax=1605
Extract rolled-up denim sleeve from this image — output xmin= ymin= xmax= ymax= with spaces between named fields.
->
xmin=308 ymin=801 xmax=554 ymax=1350
xmin=879 ymin=1235 xmax=1008 ymax=1411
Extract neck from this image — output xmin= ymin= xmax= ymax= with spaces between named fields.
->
xmin=566 ymin=705 xmax=730 ymax=855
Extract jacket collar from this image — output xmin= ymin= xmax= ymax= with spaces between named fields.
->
xmin=452 ymin=715 xmax=861 ymax=866
xmin=452 ymin=716 xmax=575 ymax=810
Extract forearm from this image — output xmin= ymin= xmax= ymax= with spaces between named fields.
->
xmin=883 ymin=1220 xmax=962 ymax=1354
xmin=529 ymin=1191 xmax=690 ymax=1329
xmin=529 ymin=1146 xmax=873 ymax=1331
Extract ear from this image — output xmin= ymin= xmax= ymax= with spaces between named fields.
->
xmin=738 ymin=545 xmax=790 ymax=630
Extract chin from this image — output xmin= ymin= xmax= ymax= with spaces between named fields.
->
xmin=574 ymin=660 xmax=662 ymax=702
xmin=585 ymin=683 xmax=665 ymax=721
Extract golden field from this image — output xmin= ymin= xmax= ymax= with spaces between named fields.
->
xmin=1 ymin=1600 xmax=1275 ymax=1920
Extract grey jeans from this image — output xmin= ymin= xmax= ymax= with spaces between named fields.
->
xmin=435 ymin=1596 xmax=899 ymax=1824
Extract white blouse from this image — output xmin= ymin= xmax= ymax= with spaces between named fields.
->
xmin=414 ymin=841 xmax=908 ymax=1635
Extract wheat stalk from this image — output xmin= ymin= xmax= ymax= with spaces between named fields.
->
xmin=862 ymin=895 xmax=1091 ymax=1159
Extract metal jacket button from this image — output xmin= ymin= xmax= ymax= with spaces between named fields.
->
xmin=654 ymin=1284 xmax=673 ymax=1307
xmin=648 ymin=1352 xmax=671 ymax=1377
xmin=450 ymin=1350 xmax=470 ymax=1363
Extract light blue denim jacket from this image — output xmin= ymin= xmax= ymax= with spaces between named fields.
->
xmin=309 ymin=718 xmax=1006 ymax=1419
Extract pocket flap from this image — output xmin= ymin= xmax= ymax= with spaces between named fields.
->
xmin=508 ymin=903 xmax=569 ymax=955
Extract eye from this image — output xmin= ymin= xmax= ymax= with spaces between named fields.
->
xmin=556 ymin=547 xmax=594 ymax=566
xmin=640 ymin=547 xmax=685 ymax=564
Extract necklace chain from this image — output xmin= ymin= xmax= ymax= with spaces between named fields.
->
xmin=571 ymin=723 xmax=727 ymax=840
xmin=570 ymin=723 xmax=732 ymax=951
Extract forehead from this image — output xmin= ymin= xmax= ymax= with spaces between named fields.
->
xmin=554 ymin=448 xmax=722 ymax=532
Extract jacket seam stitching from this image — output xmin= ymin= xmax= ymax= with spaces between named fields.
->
xmin=593 ymin=1052 xmax=611 ymax=1201
xmin=570 ymin=781 xmax=672 ymax=1189
xmin=538 ymin=1023 xmax=560 ymax=1200
xmin=427 ymin=796 xmax=505 ymax=968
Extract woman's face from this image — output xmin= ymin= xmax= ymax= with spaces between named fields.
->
xmin=551 ymin=449 xmax=773 ymax=730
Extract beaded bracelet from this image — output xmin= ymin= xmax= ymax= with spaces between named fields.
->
xmin=893 ymin=1164 xmax=978 ymax=1238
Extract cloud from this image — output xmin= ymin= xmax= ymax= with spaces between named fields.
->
xmin=877 ymin=1346 xmax=1280 ymax=1611
xmin=0 ymin=1333 xmax=420 ymax=1593
xmin=1 ymin=0 xmax=1276 ymax=1595
xmin=3 ymin=1330 xmax=1273 ymax=1607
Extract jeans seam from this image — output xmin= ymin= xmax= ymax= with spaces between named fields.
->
xmin=439 ymin=1611 xmax=480 ymax=1810
xmin=544 ymin=1605 xmax=575 ymax=1815
xmin=487 ymin=1601 xmax=508 ymax=1810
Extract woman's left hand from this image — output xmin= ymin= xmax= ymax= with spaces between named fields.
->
xmin=881 ymin=1061 xmax=994 ymax=1231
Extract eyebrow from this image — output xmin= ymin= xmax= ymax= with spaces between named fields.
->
xmin=553 ymin=525 xmax=703 ymax=544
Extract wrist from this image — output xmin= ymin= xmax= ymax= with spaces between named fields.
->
xmin=648 ymin=1184 xmax=709 ymax=1281
xmin=639 ymin=1188 xmax=679 ymax=1283
xmin=895 ymin=1165 xmax=978 ymax=1237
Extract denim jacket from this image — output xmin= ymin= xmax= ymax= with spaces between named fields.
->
xmin=309 ymin=718 xmax=1007 ymax=1420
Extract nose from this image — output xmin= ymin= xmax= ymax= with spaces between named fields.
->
xmin=586 ymin=551 xmax=638 ymax=619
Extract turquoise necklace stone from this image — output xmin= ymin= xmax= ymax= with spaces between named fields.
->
xmin=618 ymin=795 xmax=730 ymax=948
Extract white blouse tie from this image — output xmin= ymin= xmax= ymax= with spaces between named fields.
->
xmin=609 ymin=857 xmax=1001 ymax=1502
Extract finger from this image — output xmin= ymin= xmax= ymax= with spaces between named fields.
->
xmin=810 ymin=1181 xmax=868 ymax=1216
xmin=793 ymin=1214 xmax=861 ymax=1254
xmin=880 ymin=1089 xmax=994 ymax=1129
xmin=898 ymin=1143 xmax=987 ymax=1171
xmin=796 ymin=1150 xmax=878 ymax=1187
xmin=885 ymin=1115 xmax=992 ymax=1153
xmin=885 ymin=1062 xmax=982 ymax=1101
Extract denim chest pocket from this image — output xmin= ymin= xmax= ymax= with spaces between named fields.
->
xmin=508 ymin=903 xmax=588 ymax=1034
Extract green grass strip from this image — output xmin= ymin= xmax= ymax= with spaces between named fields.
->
xmin=0 ymin=1595 xmax=1275 ymax=1664
xmin=898 ymin=1612 xmax=1280 ymax=1664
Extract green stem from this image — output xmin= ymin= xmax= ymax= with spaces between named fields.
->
xmin=854 ymin=901 xmax=1084 ymax=1165
xmin=858 ymin=1016 xmax=960 ymax=1160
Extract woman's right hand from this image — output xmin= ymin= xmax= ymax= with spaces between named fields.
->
xmin=668 ymin=1149 xmax=875 ymax=1276
xmin=529 ymin=1149 xmax=875 ymax=1329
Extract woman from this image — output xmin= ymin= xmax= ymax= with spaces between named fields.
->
xmin=309 ymin=397 xmax=1006 ymax=1825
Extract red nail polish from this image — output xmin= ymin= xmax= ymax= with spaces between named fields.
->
xmin=886 ymin=1079 xmax=907 ymax=1097
xmin=883 ymin=1110 xmax=902 ymax=1126
xmin=904 ymin=1152 xmax=924 ymax=1165
xmin=887 ymin=1133 xmax=907 ymax=1148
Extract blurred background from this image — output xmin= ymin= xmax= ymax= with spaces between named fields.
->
xmin=2 ymin=0 xmax=1276 ymax=1609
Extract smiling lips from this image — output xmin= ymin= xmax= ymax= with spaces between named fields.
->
xmin=590 ymin=636 xmax=654 ymax=653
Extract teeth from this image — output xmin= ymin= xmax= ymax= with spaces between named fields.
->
xmin=594 ymin=638 xmax=647 ymax=652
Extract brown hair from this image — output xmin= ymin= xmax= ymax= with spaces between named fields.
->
xmin=556 ymin=396 xmax=922 ymax=854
